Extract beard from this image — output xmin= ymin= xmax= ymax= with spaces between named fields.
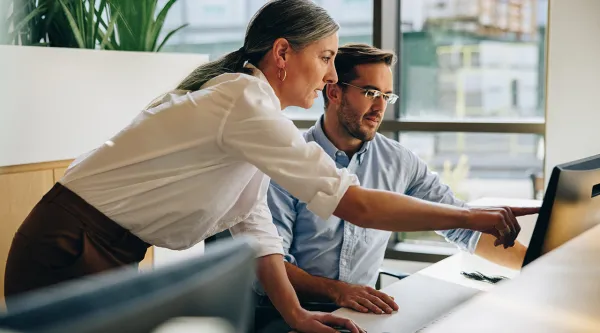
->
xmin=337 ymin=95 xmax=379 ymax=142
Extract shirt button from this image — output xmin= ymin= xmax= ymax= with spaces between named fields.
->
xmin=340 ymin=259 xmax=347 ymax=266
xmin=336 ymin=151 xmax=343 ymax=156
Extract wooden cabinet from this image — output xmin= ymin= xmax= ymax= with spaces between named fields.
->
xmin=0 ymin=160 xmax=153 ymax=304
xmin=0 ymin=169 xmax=55 ymax=304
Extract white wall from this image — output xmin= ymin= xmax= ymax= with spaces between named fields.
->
xmin=544 ymin=0 xmax=600 ymax=179
xmin=0 ymin=46 xmax=208 ymax=167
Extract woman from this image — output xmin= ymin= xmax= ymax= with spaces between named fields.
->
xmin=5 ymin=1 xmax=531 ymax=332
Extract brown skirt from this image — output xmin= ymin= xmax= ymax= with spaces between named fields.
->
xmin=4 ymin=183 xmax=150 ymax=300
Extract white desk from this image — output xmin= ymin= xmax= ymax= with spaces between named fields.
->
xmin=332 ymin=198 xmax=541 ymax=332
xmin=422 ymin=223 xmax=600 ymax=333
xmin=417 ymin=197 xmax=541 ymax=292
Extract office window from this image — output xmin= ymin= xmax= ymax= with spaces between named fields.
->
xmin=399 ymin=132 xmax=543 ymax=199
xmin=401 ymin=41 xmax=542 ymax=121
xmin=395 ymin=0 xmax=548 ymax=246
xmin=159 ymin=0 xmax=268 ymax=57
xmin=160 ymin=0 xmax=373 ymax=121
xmin=159 ymin=0 xmax=548 ymax=251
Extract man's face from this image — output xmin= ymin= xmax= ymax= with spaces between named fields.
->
xmin=335 ymin=63 xmax=393 ymax=141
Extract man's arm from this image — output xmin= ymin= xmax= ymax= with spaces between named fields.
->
xmin=401 ymin=149 xmax=527 ymax=256
xmin=284 ymin=262 xmax=398 ymax=314
xmin=475 ymin=234 xmax=527 ymax=270
xmin=266 ymin=181 xmax=298 ymax=267
xmin=402 ymin=149 xmax=488 ymax=253
xmin=268 ymin=180 xmax=397 ymax=315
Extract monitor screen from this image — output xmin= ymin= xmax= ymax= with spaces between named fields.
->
xmin=522 ymin=154 xmax=600 ymax=267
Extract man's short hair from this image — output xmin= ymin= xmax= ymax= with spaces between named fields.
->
xmin=323 ymin=43 xmax=397 ymax=108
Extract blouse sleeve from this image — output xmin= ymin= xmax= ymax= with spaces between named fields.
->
xmin=218 ymin=77 xmax=359 ymax=220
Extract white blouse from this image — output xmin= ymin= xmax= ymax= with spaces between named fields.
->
xmin=59 ymin=65 xmax=359 ymax=257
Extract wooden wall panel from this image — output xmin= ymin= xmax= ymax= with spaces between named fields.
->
xmin=53 ymin=167 xmax=68 ymax=183
xmin=0 ymin=170 xmax=54 ymax=305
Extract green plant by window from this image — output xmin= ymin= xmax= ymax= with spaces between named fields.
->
xmin=100 ymin=0 xmax=187 ymax=52
xmin=54 ymin=0 xmax=118 ymax=49
xmin=1 ymin=0 xmax=187 ymax=52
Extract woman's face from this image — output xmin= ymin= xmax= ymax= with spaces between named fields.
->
xmin=281 ymin=32 xmax=339 ymax=109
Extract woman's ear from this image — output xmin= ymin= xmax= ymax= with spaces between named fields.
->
xmin=272 ymin=38 xmax=291 ymax=68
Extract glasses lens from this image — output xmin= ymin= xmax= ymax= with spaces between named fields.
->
xmin=365 ymin=90 xmax=378 ymax=99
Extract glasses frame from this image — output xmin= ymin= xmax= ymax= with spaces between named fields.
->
xmin=339 ymin=82 xmax=399 ymax=104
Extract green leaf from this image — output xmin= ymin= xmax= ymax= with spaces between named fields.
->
xmin=111 ymin=0 xmax=135 ymax=50
xmin=76 ymin=0 xmax=84 ymax=41
xmin=156 ymin=23 xmax=187 ymax=52
xmin=144 ymin=0 xmax=158 ymax=50
xmin=149 ymin=0 xmax=178 ymax=51
xmin=88 ymin=0 xmax=96 ymax=48
xmin=58 ymin=0 xmax=85 ymax=48
xmin=93 ymin=0 xmax=108 ymax=43
xmin=100 ymin=7 xmax=119 ymax=49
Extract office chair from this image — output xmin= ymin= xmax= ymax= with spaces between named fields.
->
xmin=375 ymin=267 xmax=410 ymax=290
xmin=528 ymin=169 xmax=545 ymax=200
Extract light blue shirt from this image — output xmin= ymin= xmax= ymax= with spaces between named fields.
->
xmin=267 ymin=117 xmax=481 ymax=287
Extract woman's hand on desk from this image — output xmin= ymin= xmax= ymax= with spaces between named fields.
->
xmin=466 ymin=207 xmax=540 ymax=248
xmin=331 ymin=281 xmax=398 ymax=315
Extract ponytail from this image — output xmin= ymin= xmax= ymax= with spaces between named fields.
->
xmin=177 ymin=0 xmax=340 ymax=92
xmin=176 ymin=47 xmax=252 ymax=91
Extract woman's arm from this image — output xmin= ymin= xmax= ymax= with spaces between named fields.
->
xmin=219 ymin=78 xmax=537 ymax=247
xmin=334 ymin=186 xmax=539 ymax=247
xmin=257 ymin=254 xmax=363 ymax=333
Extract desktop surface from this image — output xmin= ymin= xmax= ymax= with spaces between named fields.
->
xmin=421 ymin=223 xmax=600 ymax=333
xmin=333 ymin=271 xmax=481 ymax=333
xmin=332 ymin=197 xmax=537 ymax=333
xmin=333 ymin=252 xmax=519 ymax=333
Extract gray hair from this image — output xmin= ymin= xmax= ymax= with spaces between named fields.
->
xmin=176 ymin=0 xmax=339 ymax=91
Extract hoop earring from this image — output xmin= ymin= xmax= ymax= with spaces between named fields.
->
xmin=278 ymin=68 xmax=287 ymax=82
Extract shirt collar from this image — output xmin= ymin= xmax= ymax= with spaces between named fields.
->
xmin=243 ymin=62 xmax=283 ymax=110
xmin=312 ymin=116 xmax=340 ymax=159
xmin=245 ymin=62 xmax=269 ymax=83
xmin=312 ymin=116 xmax=371 ymax=164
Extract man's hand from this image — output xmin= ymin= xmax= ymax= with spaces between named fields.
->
xmin=467 ymin=206 xmax=539 ymax=248
xmin=331 ymin=281 xmax=398 ymax=314
xmin=288 ymin=309 xmax=365 ymax=333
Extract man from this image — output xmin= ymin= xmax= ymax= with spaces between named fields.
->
xmin=267 ymin=43 xmax=529 ymax=315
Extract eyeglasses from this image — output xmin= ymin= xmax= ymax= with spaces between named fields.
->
xmin=339 ymin=82 xmax=399 ymax=104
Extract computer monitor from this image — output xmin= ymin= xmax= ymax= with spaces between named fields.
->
xmin=0 ymin=237 xmax=257 ymax=333
xmin=522 ymin=154 xmax=600 ymax=267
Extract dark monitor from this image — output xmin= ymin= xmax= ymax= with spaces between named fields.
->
xmin=522 ymin=154 xmax=600 ymax=267
xmin=0 ymin=237 xmax=257 ymax=333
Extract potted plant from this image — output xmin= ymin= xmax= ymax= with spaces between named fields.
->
xmin=0 ymin=0 xmax=187 ymax=52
